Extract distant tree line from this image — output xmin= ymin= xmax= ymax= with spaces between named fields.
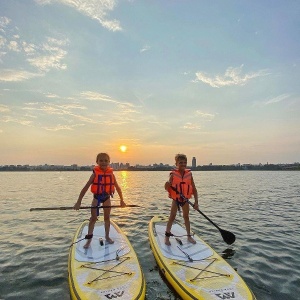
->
xmin=0 ymin=163 xmax=299 ymax=172
xmin=127 ymin=163 xmax=300 ymax=171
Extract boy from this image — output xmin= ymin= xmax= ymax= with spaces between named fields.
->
xmin=164 ymin=153 xmax=199 ymax=245
xmin=74 ymin=152 xmax=126 ymax=248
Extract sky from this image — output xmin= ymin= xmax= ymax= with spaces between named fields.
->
xmin=0 ymin=0 xmax=299 ymax=167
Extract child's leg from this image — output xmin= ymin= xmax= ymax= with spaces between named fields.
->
xmin=182 ymin=203 xmax=196 ymax=244
xmin=84 ymin=198 xmax=98 ymax=248
xmin=103 ymin=198 xmax=114 ymax=244
xmin=165 ymin=201 xmax=177 ymax=245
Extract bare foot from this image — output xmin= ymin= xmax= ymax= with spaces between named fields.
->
xmin=188 ymin=236 xmax=196 ymax=244
xmin=106 ymin=237 xmax=114 ymax=244
xmin=83 ymin=238 xmax=92 ymax=248
xmin=165 ymin=237 xmax=171 ymax=246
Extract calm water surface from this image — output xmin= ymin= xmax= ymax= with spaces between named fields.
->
xmin=0 ymin=171 xmax=299 ymax=300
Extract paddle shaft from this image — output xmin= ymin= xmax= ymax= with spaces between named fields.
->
xmin=30 ymin=204 xmax=139 ymax=211
xmin=189 ymin=199 xmax=236 ymax=245
xmin=186 ymin=199 xmax=221 ymax=230
xmin=170 ymin=186 xmax=222 ymax=229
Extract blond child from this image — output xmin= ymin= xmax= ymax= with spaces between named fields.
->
xmin=165 ymin=154 xmax=199 ymax=245
xmin=74 ymin=152 xmax=126 ymax=248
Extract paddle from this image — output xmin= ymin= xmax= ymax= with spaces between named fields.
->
xmin=169 ymin=186 xmax=236 ymax=245
xmin=30 ymin=204 xmax=140 ymax=212
xmin=187 ymin=199 xmax=235 ymax=245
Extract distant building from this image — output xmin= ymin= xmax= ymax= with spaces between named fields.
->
xmin=192 ymin=157 xmax=196 ymax=168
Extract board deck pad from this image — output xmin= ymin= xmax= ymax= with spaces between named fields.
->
xmin=75 ymin=224 xmax=130 ymax=262
xmin=154 ymin=223 xmax=213 ymax=261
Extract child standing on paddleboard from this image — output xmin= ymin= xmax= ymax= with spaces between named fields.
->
xmin=74 ymin=152 xmax=126 ymax=248
xmin=164 ymin=153 xmax=199 ymax=246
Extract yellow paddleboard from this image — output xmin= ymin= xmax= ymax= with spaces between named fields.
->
xmin=69 ymin=217 xmax=145 ymax=300
xmin=149 ymin=215 xmax=256 ymax=300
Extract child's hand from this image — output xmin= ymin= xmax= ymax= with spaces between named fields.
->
xmin=193 ymin=203 xmax=199 ymax=210
xmin=73 ymin=201 xmax=81 ymax=210
xmin=120 ymin=200 xmax=126 ymax=207
xmin=164 ymin=181 xmax=171 ymax=191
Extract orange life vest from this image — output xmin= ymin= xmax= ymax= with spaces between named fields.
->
xmin=91 ymin=166 xmax=115 ymax=196
xmin=168 ymin=169 xmax=193 ymax=201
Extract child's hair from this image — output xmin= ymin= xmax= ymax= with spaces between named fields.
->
xmin=175 ymin=153 xmax=187 ymax=163
xmin=96 ymin=152 xmax=110 ymax=162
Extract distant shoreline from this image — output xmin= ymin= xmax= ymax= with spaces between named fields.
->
xmin=0 ymin=163 xmax=299 ymax=172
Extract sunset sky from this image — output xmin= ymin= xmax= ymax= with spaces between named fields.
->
xmin=1 ymin=0 xmax=299 ymax=166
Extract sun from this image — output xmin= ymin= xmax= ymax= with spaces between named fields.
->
xmin=120 ymin=145 xmax=127 ymax=153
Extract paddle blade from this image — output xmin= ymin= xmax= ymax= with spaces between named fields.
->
xmin=187 ymin=201 xmax=236 ymax=245
xmin=220 ymin=228 xmax=236 ymax=245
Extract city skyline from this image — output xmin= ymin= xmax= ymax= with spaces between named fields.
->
xmin=1 ymin=158 xmax=299 ymax=169
xmin=1 ymin=1 xmax=299 ymax=166
xmin=1 ymin=161 xmax=299 ymax=172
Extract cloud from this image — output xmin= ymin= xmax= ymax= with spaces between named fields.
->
xmin=194 ymin=65 xmax=269 ymax=88
xmin=263 ymin=94 xmax=290 ymax=105
xmin=182 ymin=111 xmax=216 ymax=131
xmin=81 ymin=91 xmax=119 ymax=103
xmin=0 ymin=104 xmax=10 ymax=112
xmin=0 ymin=18 xmax=69 ymax=77
xmin=0 ymin=36 xmax=6 ymax=48
xmin=8 ymin=91 xmax=142 ymax=131
xmin=2 ymin=116 xmax=33 ymax=126
xmin=23 ymin=102 xmax=86 ymax=116
xmin=22 ymin=42 xmax=38 ymax=55
xmin=21 ymin=102 xmax=99 ymax=127
xmin=253 ymin=94 xmax=291 ymax=107
xmin=195 ymin=110 xmax=216 ymax=120
xmin=183 ymin=122 xmax=201 ymax=130
xmin=0 ymin=69 xmax=42 ymax=82
xmin=42 ymin=123 xmax=84 ymax=131
xmin=26 ymin=37 xmax=69 ymax=72
xmin=35 ymin=0 xmax=122 ymax=31
xmin=0 ymin=16 xmax=11 ymax=31
xmin=8 ymin=40 xmax=21 ymax=52
xmin=44 ymin=92 xmax=60 ymax=98
xmin=81 ymin=91 xmax=136 ymax=108
xmin=140 ymin=45 xmax=150 ymax=53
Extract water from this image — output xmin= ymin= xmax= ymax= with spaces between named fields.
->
xmin=0 ymin=171 xmax=299 ymax=300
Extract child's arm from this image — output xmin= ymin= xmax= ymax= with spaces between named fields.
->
xmin=164 ymin=174 xmax=173 ymax=191
xmin=191 ymin=176 xmax=199 ymax=210
xmin=74 ymin=174 xmax=94 ymax=210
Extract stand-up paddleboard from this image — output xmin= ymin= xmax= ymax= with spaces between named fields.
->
xmin=69 ymin=217 xmax=146 ymax=300
xmin=149 ymin=215 xmax=256 ymax=300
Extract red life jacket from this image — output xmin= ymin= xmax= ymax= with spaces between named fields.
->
xmin=168 ymin=169 xmax=193 ymax=201
xmin=91 ymin=166 xmax=115 ymax=196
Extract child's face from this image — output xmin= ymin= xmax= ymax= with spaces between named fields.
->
xmin=97 ymin=156 xmax=110 ymax=169
xmin=176 ymin=159 xmax=187 ymax=170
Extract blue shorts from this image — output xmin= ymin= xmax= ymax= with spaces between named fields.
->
xmin=94 ymin=193 xmax=110 ymax=203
